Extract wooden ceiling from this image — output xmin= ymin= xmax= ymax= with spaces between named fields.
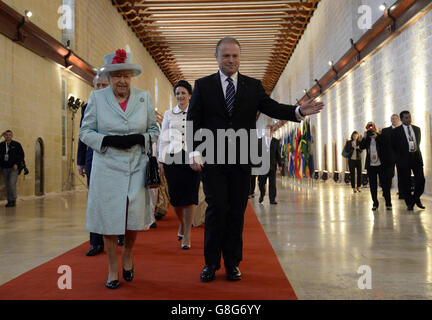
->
xmin=112 ymin=0 xmax=320 ymax=93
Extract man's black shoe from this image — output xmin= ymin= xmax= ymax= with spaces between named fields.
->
xmin=258 ymin=197 xmax=263 ymax=204
xmin=86 ymin=245 xmax=104 ymax=256
xmin=150 ymin=222 xmax=157 ymax=228
xmin=155 ymin=213 xmax=164 ymax=221
xmin=200 ymin=265 xmax=218 ymax=282
xmin=226 ymin=266 xmax=242 ymax=281
xmin=5 ymin=201 xmax=15 ymax=207
xmin=270 ymin=201 xmax=278 ymax=205
xmin=117 ymin=236 xmax=125 ymax=246
xmin=407 ymin=206 xmax=414 ymax=211
xmin=416 ymin=202 xmax=426 ymax=209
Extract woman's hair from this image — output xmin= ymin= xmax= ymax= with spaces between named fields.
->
xmin=173 ymin=80 xmax=192 ymax=95
xmin=351 ymin=131 xmax=359 ymax=140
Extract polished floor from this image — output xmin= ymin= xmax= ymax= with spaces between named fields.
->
xmin=1 ymin=180 xmax=432 ymax=299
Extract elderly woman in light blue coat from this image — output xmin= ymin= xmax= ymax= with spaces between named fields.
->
xmin=79 ymin=49 xmax=159 ymax=289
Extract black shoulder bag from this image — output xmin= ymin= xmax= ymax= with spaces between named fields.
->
xmin=145 ymin=136 xmax=161 ymax=189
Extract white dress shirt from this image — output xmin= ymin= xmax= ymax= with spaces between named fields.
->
xmin=189 ymin=70 xmax=305 ymax=161
xmin=402 ymin=124 xmax=417 ymax=152
xmin=158 ymin=105 xmax=188 ymax=163
xmin=369 ymin=138 xmax=381 ymax=166
xmin=265 ymin=136 xmax=271 ymax=152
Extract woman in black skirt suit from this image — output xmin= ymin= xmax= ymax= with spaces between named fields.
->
xmin=158 ymin=80 xmax=200 ymax=250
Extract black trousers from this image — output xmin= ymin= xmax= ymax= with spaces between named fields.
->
xmin=249 ymin=175 xmax=257 ymax=195
xmin=348 ymin=159 xmax=362 ymax=188
xmin=201 ymin=165 xmax=250 ymax=268
xmin=398 ymin=157 xmax=425 ymax=207
xmin=367 ymin=165 xmax=392 ymax=207
xmin=258 ymin=167 xmax=277 ymax=201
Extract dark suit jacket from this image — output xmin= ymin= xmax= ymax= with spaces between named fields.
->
xmin=0 ymin=140 xmax=24 ymax=169
xmin=77 ymin=104 xmax=93 ymax=171
xmin=187 ymin=72 xmax=299 ymax=169
xmin=344 ymin=139 xmax=362 ymax=160
xmin=381 ymin=126 xmax=396 ymax=166
xmin=258 ymin=137 xmax=281 ymax=170
xmin=359 ymin=133 xmax=391 ymax=170
xmin=391 ymin=124 xmax=423 ymax=168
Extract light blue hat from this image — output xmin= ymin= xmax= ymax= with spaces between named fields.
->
xmin=97 ymin=49 xmax=142 ymax=78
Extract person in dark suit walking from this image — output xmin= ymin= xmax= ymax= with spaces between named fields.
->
xmin=359 ymin=122 xmax=393 ymax=211
xmin=187 ymin=37 xmax=324 ymax=282
xmin=258 ymin=125 xmax=282 ymax=204
xmin=77 ymin=74 xmax=125 ymax=256
xmin=391 ymin=111 xmax=425 ymax=211
xmin=0 ymin=130 xmax=25 ymax=207
xmin=381 ymin=114 xmax=403 ymax=199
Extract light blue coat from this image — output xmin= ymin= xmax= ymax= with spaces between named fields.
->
xmin=79 ymin=86 xmax=159 ymax=235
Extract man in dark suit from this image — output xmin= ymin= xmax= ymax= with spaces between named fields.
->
xmin=258 ymin=125 xmax=282 ymax=205
xmin=391 ymin=110 xmax=425 ymax=211
xmin=187 ymin=37 xmax=324 ymax=282
xmin=381 ymin=114 xmax=403 ymax=199
xmin=0 ymin=130 xmax=25 ymax=207
xmin=77 ymin=74 xmax=125 ymax=256
xmin=359 ymin=122 xmax=392 ymax=210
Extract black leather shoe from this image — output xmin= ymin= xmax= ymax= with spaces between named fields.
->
xmin=86 ymin=245 xmax=104 ymax=256
xmin=258 ymin=197 xmax=263 ymax=204
xmin=155 ymin=213 xmax=164 ymax=221
xmin=5 ymin=201 xmax=15 ymax=207
xmin=150 ymin=222 xmax=157 ymax=228
xmin=117 ymin=236 xmax=124 ymax=246
xmin=122 ymin=266 xmax=134 ymax=282
xmin=372 ymin=204 xmax=379 ymax=211
xmin=416 ymin=202 xmax=426 ymax=209
xmin=407 ymin=206 xmax=414 ymax=211
xmin=226 ymin=266 xmax=242 ymax=281
xmin=105 ymin=279 xmax=120 ymax=289
xmin=200 ymin=265 xmax=217 ymax=282
xmin=270 ymin=201 xmax=278 ymax=205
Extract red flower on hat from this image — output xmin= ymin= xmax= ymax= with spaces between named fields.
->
xmin=112 ymin=49 xmax=127 ymax=64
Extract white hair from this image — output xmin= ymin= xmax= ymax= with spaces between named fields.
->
xmin=93 ymin=74 xmax=108 ymax=88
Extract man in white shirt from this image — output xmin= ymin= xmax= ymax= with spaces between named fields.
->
xmin=187 ymin=37 xmax=324 ymax=282
xmin=391 ymin=111 xmax=425 ymax=210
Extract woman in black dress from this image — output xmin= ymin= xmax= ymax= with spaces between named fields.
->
xmin=158 ymin=80 xmax=200 ymax=249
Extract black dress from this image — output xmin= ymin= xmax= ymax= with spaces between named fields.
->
xmin=163 ymin=151 xmax=200 ymax=207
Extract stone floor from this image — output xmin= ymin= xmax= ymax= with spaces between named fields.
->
xmin=1 ymin=179 xmax=432 ymax=299
xmin=252 ymin=178 xmax=432 ymax=299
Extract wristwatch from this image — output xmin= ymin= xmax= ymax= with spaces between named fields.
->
xmin=299 ymin=106 xmax=305 ymax=117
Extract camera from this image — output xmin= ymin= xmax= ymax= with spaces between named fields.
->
xmin=367 ymin=129 xmax=375 ymax=137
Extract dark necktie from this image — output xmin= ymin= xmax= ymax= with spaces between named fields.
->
xmin=225 ymin=77 xmax=235 ymax=117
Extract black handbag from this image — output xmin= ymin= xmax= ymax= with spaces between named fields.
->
xmin=341 ymin=142 xmax=350 ymax=158
xmin=145 ymin=136 xmax=161 ymax=189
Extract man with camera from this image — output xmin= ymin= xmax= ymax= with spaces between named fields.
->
xmin=0 ymin=130 xmax=25 ymax=207
xmin=359 ymin=122 xmax=393 ymax=211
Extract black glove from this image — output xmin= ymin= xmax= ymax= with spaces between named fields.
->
xmin=125 ymin=134 xmax=145 ymax=147
xmin=102 ymin=135 xmax=130 ymax=149
xmin=102 ymin=134 xmax=145 ymax=149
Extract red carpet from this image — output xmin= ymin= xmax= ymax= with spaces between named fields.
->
xmin=0 ymin=202 xmax=297 ymax=300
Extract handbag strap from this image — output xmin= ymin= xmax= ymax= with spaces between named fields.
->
xmin=147 ymin=136 xmax=153 ymax=156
